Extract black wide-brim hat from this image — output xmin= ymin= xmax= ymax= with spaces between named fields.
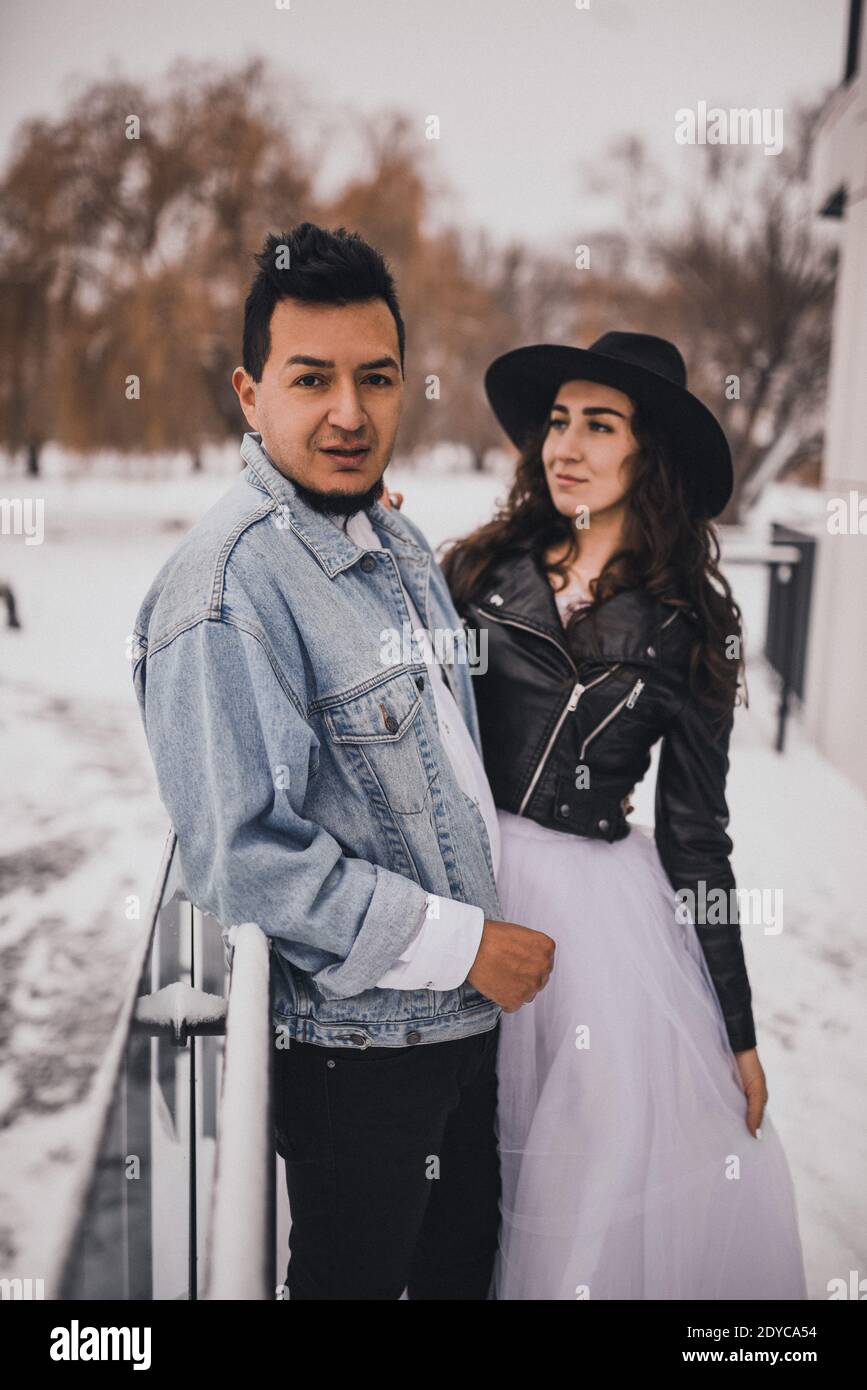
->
xmin=484 ymin=332 xmax=733 ymax=517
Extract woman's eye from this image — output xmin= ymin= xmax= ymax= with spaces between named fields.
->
xmin=547 ymin=418 xmax=612 ymax=433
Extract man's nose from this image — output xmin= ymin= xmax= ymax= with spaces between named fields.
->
xmin=327 ymin=385 xmax=366 ymax=433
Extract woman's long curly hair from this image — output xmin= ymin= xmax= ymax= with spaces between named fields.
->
xmin=439 ymin=396 xmax=745 ymax=730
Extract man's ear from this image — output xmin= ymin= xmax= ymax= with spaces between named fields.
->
xmin=232 ymin=367 xmax=258 ymax=428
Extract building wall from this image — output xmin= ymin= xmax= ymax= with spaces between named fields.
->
xmin=803 ymin=1 xmax=867 ymax=796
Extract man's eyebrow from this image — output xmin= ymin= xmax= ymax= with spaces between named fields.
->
xmin=358 ymin=356 xmax=401 ymax=372
xmin=281 ymin=354 xmax=401 ymax=372
xmin=550 ymin=403 xmax=628 ymax=420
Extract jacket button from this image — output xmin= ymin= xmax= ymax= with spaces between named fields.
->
xmin=385 ymin=714 xmax=399 ymax=733
xmin=349 ymin=1032 xmax=366 ymax=1046
xmin=415 ymin=675 xmax=425 ymax=691
xmin=598 ymin=818 xmax=609 ymax=831
xmin=646 ymin=644 xmax=656 ymax=657
xmin=327 ymin=1059 xmax=336 ymax=1068
xmin=406 ymin=1030 xmax=421 ymax=1044
xmin=559 ymin=803 xmax=570 ymax=816
xmin=360 ymin=554 xmax=376 ymax=572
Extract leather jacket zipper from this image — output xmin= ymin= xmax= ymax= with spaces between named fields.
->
xmin=577 ymin=677 xmax=645 ymax=761
xmin=473 ymin=606 xmax=578 ymax=676
xmin=518 ymin=666 xmax=621 ymax=815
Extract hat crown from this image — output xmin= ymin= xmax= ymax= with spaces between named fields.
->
xmin=587 ymin=332 xmax=687 ymax=389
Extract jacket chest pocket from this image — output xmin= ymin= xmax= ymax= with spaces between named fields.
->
xmin=320 ymin=669 xmax=437 ymax=815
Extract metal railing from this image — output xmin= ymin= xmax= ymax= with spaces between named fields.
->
xmin=58 ymin=828 xmax=275 ymax=1300
xmin=721 ymin=527 xmax=816 ymax=753
xmin=203 ymin=922 xmax=275 ymax=1300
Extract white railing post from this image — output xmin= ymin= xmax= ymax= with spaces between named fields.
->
xmin=203 ymin=923 xmax=275 ymax=1299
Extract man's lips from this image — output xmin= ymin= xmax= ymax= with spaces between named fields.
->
xmin=320 ymin=445 xmax=371 ymax=465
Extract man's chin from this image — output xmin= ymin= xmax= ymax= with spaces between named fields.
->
xmin=292 ymin=474 xmax=385 ymax=518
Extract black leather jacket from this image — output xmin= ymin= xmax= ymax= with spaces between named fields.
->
xmin=452 ymin=545 xmax=756 ymax=1054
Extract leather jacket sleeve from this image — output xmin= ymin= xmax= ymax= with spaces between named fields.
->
xmin=654 ymin=691 xmax=757 ymax=1053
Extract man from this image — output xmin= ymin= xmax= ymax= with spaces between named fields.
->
xmin=131 ymin=222 xmax=554 ymax=1300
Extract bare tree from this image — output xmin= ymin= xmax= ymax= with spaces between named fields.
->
xmin=575 ymin=101 xmax=836 ymax=521
xmin=0 ymin=61 xmax=316 ymax=472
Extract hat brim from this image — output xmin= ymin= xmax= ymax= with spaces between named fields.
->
xmin=484 ymin=344 xmax=733 ymax=518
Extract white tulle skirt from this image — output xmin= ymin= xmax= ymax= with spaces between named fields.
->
xmin=492 ymin=808 xmax=807 ymax=1301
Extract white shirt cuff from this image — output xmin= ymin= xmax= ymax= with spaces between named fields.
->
xmin=374 ymin=894 xmax=485 ymax=991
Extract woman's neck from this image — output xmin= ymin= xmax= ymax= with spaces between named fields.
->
xmin=548 ymin=505 xmax=627 ymax=586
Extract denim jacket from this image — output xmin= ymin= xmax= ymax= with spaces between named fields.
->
xmin=131 ymin=432 xmax=504 ymax=1048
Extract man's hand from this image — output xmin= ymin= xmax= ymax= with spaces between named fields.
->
xmin=467 ymin=918 xmax=555 ymax=1012
xmin=734 ymin=1046 xmax=768 ymax=1137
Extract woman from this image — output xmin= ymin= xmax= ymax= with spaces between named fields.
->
xmin=438 ymin=332 xmax=807 ymax=1300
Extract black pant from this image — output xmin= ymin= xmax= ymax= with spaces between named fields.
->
xmin=273 ymin=1021 xmax=501 ymax=1299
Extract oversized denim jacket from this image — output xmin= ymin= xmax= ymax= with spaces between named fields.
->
xmin=131 ymin=431 xmax=504 ymax=1048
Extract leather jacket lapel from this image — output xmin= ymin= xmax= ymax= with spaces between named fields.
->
xmin=474 ymin=547 xmax=687 ymax=667
xmin=475 ymin=548 xmax=569 ymax=642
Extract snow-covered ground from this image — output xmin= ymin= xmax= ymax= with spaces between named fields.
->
xmin=1 ymin=458 xmax=864 ymax=1300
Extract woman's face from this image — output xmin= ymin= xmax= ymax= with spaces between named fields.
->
xmin=541 ymin=378 xmax=638 ymax=523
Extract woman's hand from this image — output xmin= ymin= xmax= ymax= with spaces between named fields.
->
xmin=734 ymin=1047 xmax=768 ymax=1137
xmin=381 ymin=489 xmax=404 ymax=510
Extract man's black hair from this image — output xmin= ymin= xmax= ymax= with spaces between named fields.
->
xmin=242 ymin=222 xmax=406 ymax=381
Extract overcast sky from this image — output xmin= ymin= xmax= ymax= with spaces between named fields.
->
xmin=0 ymin=0 xmax=851 ymax=248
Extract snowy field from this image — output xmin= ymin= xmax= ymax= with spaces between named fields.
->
xmin=1 ymin=453 xmax=865 ymax=1300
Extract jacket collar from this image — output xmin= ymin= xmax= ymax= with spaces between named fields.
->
xmin=476 ymin=547 xmax=567 ymax=642
xmin=476 ymin=545 xmax=686 ymax=666
xmin=240 ymin=431 xmax=425 ymax=579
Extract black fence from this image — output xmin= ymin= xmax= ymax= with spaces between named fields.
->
xmin=763 ymin=525 xmax=817 ymax=750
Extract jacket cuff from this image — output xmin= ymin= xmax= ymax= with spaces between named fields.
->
xmin=692 ymin=921 xmax=757 ymax=1052
xmin=310 ymin=867 xmax=432 ymax=999
xmin=374 ymin=895 xmax=486 ymax=991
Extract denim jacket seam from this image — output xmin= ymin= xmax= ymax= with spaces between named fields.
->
xmin=243 ymin=458 xmax=351 ymax=574
xmin=145 ymin=613 xmax=308 ymax=722
xmin=138 ymin=503 xmax=277 ymax=659
xmin=219 ymin=614 xmax=308 ymax=721
xmin=354 ymin=744 xmax=426 ymax=880
xmin=243 ymin=456 xmax=289 ymax=510
xmin=145 ymin=611 xmax=221 ymax=659
xmin=209 ymin=500 xmax=280 ymax=611
xmin=371 ymin=511 xmax=426 ymax=553
xmin=271 ymin=998 xmax=497 ymax=1027
xmin=310 ymin=662 xmax=427 ymax=712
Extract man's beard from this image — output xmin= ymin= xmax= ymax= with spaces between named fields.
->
xmin=292 ymin=474 xmax=386 ymax=519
